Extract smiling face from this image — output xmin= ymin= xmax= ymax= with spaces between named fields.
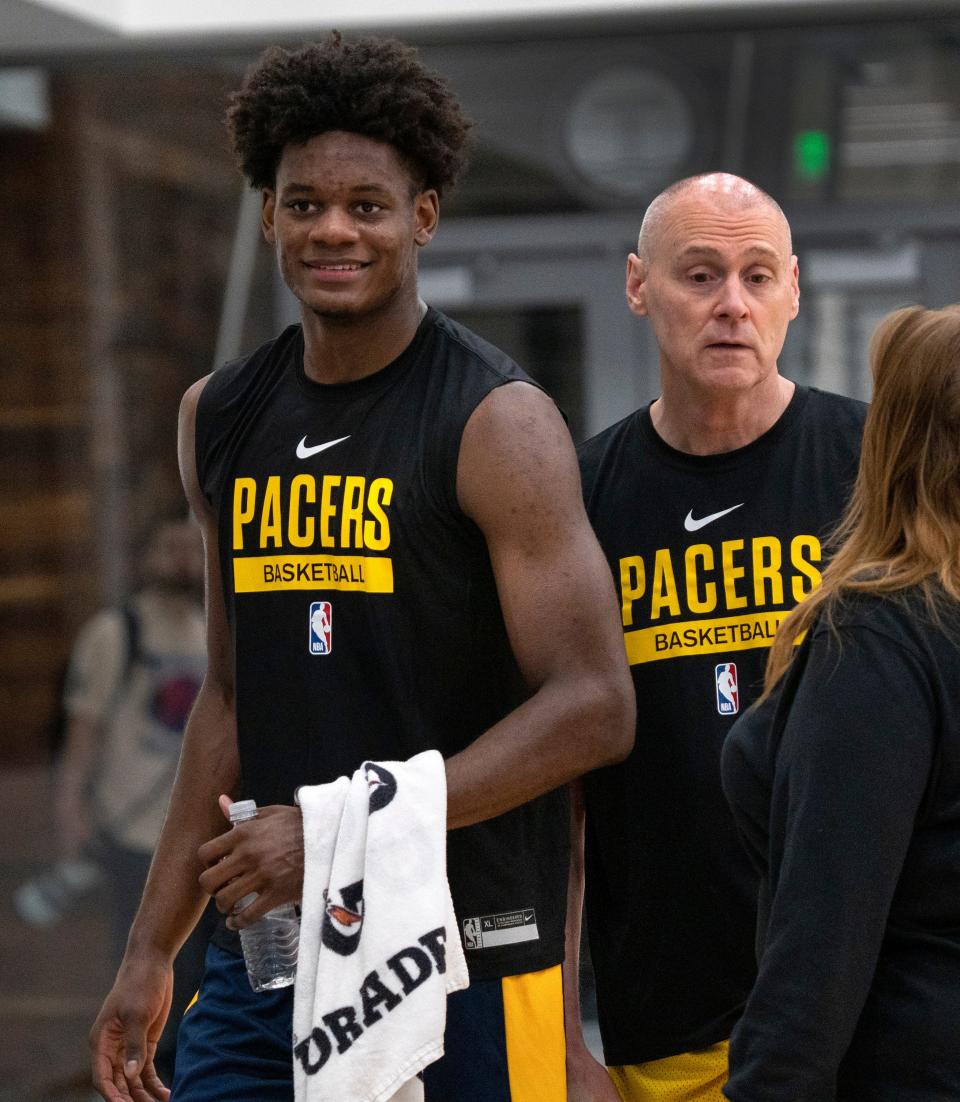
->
xmin=627 ymin=189 xmax=799 ymax=399
xmin=261 ymin=130 xmax=439 ymax=322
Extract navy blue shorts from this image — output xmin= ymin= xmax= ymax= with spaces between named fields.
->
xmin=171 ymin=944 xmax=566 ymax=1101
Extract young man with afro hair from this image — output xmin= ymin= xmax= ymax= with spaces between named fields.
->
xmin=90 ymin=32 xmax=634 ymax=1102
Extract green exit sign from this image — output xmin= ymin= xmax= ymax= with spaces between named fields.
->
xmin=794 ymin=130 xmax=832 ymax=182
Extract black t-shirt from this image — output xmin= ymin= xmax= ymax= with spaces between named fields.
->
xmin=195 ymin=308 xmax=568 ymax=979
xmin=577 ymin=385 xmax=866 ymax=1064
xmin=722 ymin=592 xmax=960 ymax=1101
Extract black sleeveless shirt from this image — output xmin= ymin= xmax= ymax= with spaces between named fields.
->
xmin=195 ymin=308 xmax=568 ymax=978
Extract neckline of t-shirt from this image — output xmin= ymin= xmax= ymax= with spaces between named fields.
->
xmin=636 ymin=383 xmax=810 ymax=471
xmin=292 ymin=308 xmax=437 ymax=401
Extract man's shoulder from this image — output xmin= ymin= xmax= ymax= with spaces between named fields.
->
xmin=579 ymin=409 xmax=643 ymax=458
xmin=574 ymin=409 xmax=648 ymax=515
xmin=426 ymin=308 xmax=534 ymax=388
xmin=199 ymin=325 xmax=301 ymax=407
xmin=64 ymin=606 xmax=132 ymax=706
xmin=577 ymin=409 xmax=644 ymax=476
xmin=783 ymin=386 xmax=868 ymax=470
xmin=799 ymin=385 xmax=869 ymax=427
xmin=193 ymin=325 xmax=302 ymax=466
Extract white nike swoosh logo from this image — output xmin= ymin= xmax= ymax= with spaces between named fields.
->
xmin=296 ymin=435 xmax=350 ymax=459
xmin=683 ymin=503 xmax=744 ymax=532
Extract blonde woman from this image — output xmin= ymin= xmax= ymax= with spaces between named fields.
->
xmin=721 ymin=304 xmax=960 ymax=1101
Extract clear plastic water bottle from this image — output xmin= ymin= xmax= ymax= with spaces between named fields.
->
xmin=228 ymin=799 xmax=300 ymax=992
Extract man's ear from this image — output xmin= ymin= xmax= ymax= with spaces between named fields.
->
xmin=789 ymin=255 xmax=800 ymax=319
xmin=414 ymin=189 xmax=440 ymax=247
xmin=626 ymin=253 xmax=648 ymax=317
xmin=261 ymin=189 xmax=277 ymax=245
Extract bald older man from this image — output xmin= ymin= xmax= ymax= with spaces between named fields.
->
xmin=564 ymin=175 xmax=867 ymax=1102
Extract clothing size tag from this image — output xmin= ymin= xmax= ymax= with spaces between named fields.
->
xmin=462 ymin=908 xmax=539 ymax=950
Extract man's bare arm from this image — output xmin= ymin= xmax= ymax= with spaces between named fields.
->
xmin=90 ymin=376 xmax=241 ymax=1102
xmin=446 ymin=382 xmax=634 ymax=827
xmin=563 ymin=780 xmax=622 ymax=1101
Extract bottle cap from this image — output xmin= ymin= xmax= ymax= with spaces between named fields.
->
xmin=228 ymin=799 xmax=258 ymax=823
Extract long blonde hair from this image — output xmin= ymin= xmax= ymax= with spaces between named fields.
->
xmin=765 ymin=303 xmax=960 ymax=690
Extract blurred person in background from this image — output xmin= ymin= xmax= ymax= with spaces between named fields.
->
xmin=566 ymin=173 xmax=866 ymax=1101
xmin=52 ymin=514 xmax=209 ymax=1081
xmin=722 ymin=303 xmax=960 ymax=1101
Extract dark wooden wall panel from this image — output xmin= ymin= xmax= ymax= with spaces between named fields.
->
xmin=0 ymin=63 xmax=239 ymax=764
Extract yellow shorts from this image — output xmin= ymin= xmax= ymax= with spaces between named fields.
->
xmin=499 ymin=965 xmax=567 ymax=1102
xmin=609 ymin=1040 xmax=729 ymax=1102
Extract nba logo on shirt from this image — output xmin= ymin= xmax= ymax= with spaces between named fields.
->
xmin=462 ymin=917 xmax=482 ymax=950
xmin=309 ymin=601 xmax=332 ymax=655
xmin=715 ymin=662 xmax=739 ymax=715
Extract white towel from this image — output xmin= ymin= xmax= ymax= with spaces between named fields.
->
xmin=293 ymin=749 xmax=469 ymax=1102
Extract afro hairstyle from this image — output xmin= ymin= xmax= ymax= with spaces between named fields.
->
xmin=227 ymin=32 xmax=471 ymax=197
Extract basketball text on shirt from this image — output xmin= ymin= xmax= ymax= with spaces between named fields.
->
xmin=619 ymin=533 xmax=821 ymax=663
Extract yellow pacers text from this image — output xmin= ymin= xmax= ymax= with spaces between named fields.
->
xmin=232 ymin=474 xmax=393 ymax=552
